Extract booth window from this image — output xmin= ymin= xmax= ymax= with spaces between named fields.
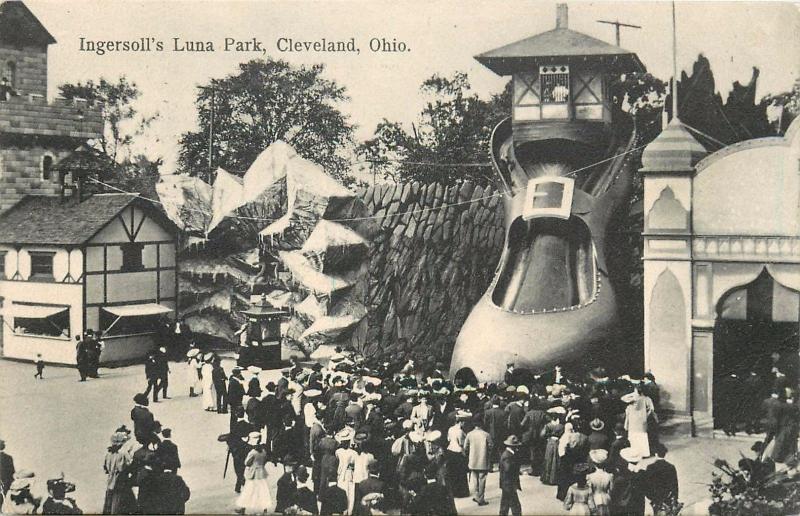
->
xmin=101 ymin=303 xmax=172 ymax=337
xmin=121 ymin=243 xmax=144 ymax=271
xmin=29 ymin=251 xmax=55 ymax=279
xmin=13 ymin=304 xmax=70 ymax=338
xmin=541 ymin=65 xmax=570 ymax=103
xmin=0 ymin=251 xmax=5 ymax=278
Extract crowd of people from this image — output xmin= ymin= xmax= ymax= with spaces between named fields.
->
xmin=199 ymin=351 xmax=682 ymax=516
xmin=8 ymin=335 xmax=800 ymax=515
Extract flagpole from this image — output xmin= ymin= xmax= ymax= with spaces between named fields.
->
xmin=672 ymin=1 xmax=679 ymax=120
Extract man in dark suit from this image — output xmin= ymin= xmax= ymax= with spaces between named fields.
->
xmin=413 ymin=463 xmax=456 ymax=515
xmin=156 ymin=347 xmax=171 ymax=399
xmin=275 ymin=465 xmax=305 ymax=513
xmin=131 ymin=393 xmax=156 ymax=444
xmin=608 ymin=422 xmax=629 ymax=470
xmin=499 ymin=436 xmax=523 ymax=516
xmin=157 ymin=428 xmax=181 ymax=472
xmin=521 ymin=396 xmax=547 ymax=476
xmin=157 ymin=466 xmax=191 ymax=514
xmin=0 ymin=439 xmax=14 ymax=496
xmin=484 ymin=400 xmax=508 ymax=469
xmin=143 ymin=353 xmax=161 ymax=402
xmin=640 ymin=444 xmax=679 ymax=513
xmin=227 ymin=367 xmax=246 ymax=426
xmin=353 ymin=460 xmax=385 ymax=516
xmin=319 ymin=480 xmax=348 ymax=515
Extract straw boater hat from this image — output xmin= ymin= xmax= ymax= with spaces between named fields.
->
xmin=456 ymin=410 xmax=473 ymax=421
xmin=620 ymin=392 xmax=639 ymax=403
xmin=504 ymin=435 xmax=522 ymax=447
xmin=247 ymin=365 xmax=262 ymax=375
xmin=589 ymin=449 xmax=609 ymax=465
xmin=186 ymin=348 xmax=200 ymax=358
xmin=517 ymin=385 xmax=530 ymax=395
xmin=203 ymin=352 xmax=215 ymax=362
xmin=246 ymin=431 xmax=261 ymax=445
xmin=424 ymin=430 xmax=441 ymax=443
xmin=304 ymin=389 xmax=322 ymax=398
xmin=590 ymin=418 xmax=605 ymax=432
xmin=335 ymin=427 xmax=355 ymax=443
xmin=546 ymin=406 xmax=566 ymax=415
xmin=361 ymin=492 xmax=384 ymax=505
xmin=402 ymin=419 xmax=414 ymax=430
xmin=9 ymin=477 xmax=32 ymax=491
xmin=620 ymin=447 xmax=642 ymax=463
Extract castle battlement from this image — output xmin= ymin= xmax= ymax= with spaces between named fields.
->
xmin=0 ymin=95 xmax=103 ymax=139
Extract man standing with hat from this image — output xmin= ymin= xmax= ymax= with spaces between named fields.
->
xmin=499 ymin=435 xmax=523 ymax=516
xmin=464 ymin=418 xmax=491 ymax=506
xmin=131 ymin=393 xmax=156 ymax=445
xmin=588 ymin=418 xmax=609 ymax=450
xmin=227 ymin=366 xmax=245 ymax=424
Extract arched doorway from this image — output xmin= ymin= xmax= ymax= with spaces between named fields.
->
xmin=713 ymin=268 xmax=800 ymax=433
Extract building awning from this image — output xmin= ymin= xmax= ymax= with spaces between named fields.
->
xmin=13 ymin=304 xmax=69 ymax=319
xmin=103 ymin=303 xmax=173 ymax=318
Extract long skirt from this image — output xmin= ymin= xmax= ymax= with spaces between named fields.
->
xmin=103 ymin=487 xmax=136 ymax=515
xmin=236 ymin=477 xmax=273 ymax=513
xmin=444 ymin=450 xmax=470 ymax=498
xmin=202 ymin=378 xmax=216 ymax=410
xmin=187 ymin=364 xmax=202 ymax=394
xmin=338 ymin=477 xmax=355 ymax=514
xmin=541 ymin=438 xmax=560 ymax=485
xmin=628 ymin=431 xmax=650 ymax=458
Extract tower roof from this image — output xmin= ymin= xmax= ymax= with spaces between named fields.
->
xmin=475 ymin=4 xmax=644 ymax=77
xmin=640 ymin=118 xmax=708 ymax=173
xmin=0 ymin=1 xmax=56 ymax=46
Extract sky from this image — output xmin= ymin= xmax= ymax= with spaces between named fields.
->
xmin=23 ymin=0 xmax=800 ymax=175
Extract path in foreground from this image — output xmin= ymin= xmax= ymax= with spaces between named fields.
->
xmin=0 ymin=359 xmax=743 ymax=514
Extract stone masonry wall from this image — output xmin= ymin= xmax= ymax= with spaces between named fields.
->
xmin=357 ymin=180 xmax=506 ymax=362
xmin=0 ymin=145 xmax=73 ymax=212
xmin=0 ymin=44 xmax=47 ymax=97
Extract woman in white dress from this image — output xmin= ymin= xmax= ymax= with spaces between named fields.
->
xmin=623 ymin=388 xmax=654 ymax=458
xmin=335 ymin=427 xmax=358 ymax=514
xmin=201 ymin=352 xmax=216 ymax=411
xmin=235 ymin=432 xmax=273 ymax=514
xmin=186 ymin=349 xmax=202 ymax=397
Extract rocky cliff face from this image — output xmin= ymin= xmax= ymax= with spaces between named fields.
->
xmin=357 ymin=180 xmax=505 ymax=362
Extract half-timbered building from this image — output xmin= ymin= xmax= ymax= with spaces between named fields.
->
xmin=0 ymin=193 xmax=178 ymax=364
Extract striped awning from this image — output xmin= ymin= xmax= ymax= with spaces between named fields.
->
xmin=13 ymin=304 xmax=69 ymax=319
xmin=640 ymin=118 xmax=708 ymax=173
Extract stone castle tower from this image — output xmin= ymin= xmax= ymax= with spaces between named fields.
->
xmin=0 ymin=0 xmax=103 ymax=213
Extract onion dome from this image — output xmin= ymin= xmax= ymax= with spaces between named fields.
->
xmin=640 ymin=118 xmax=708 ymax=173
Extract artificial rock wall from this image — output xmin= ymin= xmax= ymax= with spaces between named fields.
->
xmin=356 ymin=180 xmax=505 ymax=362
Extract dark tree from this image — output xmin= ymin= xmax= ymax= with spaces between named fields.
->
xmin=58 ymin=76 xmax=158 ymax=162
xmin=359 ymin=73 xmax=511 ymax=186
xmin=177 ymin=59 xmax=354 ymax=184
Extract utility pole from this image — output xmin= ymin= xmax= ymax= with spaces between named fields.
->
xmin=596 ymin=19 xmax=641 ymax=46
xmin=208 ymin=88 xmax=215 ymax=181
xmin=197 ymin=85 xmax=216 ymax=183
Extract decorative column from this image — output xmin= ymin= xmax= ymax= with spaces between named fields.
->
xmin=639 ymin=118 xmax=707 ymax=433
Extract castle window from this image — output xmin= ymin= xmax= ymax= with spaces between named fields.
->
xmin=121 ymin=242 xmax=144 ymax=271
xmin=29 ymin=251 xmax=55 ymax=280
xmin=42 ymin=155 xmax=54 ymax=180
xmin=5 ymin=61 xmax=15 ymax=87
